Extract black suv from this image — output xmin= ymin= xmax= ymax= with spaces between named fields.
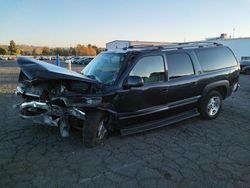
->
xmin=15 ymin=42 xmax=239 ymax=147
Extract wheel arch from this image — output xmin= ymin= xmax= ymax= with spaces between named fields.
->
xmin=202 ymin=80 xmax=230 ymax=99
xmin=90 ymin=107 xmax=117 ymax=131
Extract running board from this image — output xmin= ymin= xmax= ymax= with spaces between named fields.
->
xmin=120 ymin=109 xmax=200 ymax=136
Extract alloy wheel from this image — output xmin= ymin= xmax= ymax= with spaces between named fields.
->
xmin=207 ymin=96 xmax=221 ymax=116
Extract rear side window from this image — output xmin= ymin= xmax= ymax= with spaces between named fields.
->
xmin=130 ymin=56 xmax=165 ymax=83
xmin=167 ymin=53 xmax=194 ymax=80
xmin=195 ymin=47 xmax=237 ymax=72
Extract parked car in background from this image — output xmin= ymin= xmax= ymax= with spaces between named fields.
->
xmin=0 ymin=56 xmax=8 ymax=60
xmin=74 ymin=57 xmax=85 ymax=64
xmin=65 ymin=57 xmax=73 ymax=64
xmin=15 ymin=42 xmax=239 ymax=147
xmin=240 ymin=59 xmax=250 ymax=74
xmin=75 ymin=57 xmax=87 ymax=64
xmin=8 ymin=56 xmax=16 ymax=61
xmin=39 ymin=56 xmax=50 ymax=60
xmin=76 ymin=57 xmax=94 ymax=65
xmin=64 ymin=56 xmax=72 ymax=61
xmin=71 ymin=56 xmax=81 ymax=64
xmin=33 ymin=56 xmax=40 ymax=60
xmin=50 ymin=56 xmax=56 ymax=60
xmin=82 ymin=57 xmax=94 ymax=65
xmin=49 ymin=56 xmax=64 ymax=61
xmin=241 ymin=56 xmax=250 ymax=61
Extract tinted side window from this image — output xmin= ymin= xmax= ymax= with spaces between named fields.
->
xmin=167 ymin=53 xmax=194 ymax=80
xmin=195 ymin=47 xmax=237 ymax=72
xmin=130 ymin=56 xmax=165 ymax=83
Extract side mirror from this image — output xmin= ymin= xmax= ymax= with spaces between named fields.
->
xmin=124 ymin=76 xmax=144 ymax=88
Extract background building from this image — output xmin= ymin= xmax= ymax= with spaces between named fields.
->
xmin=106 ymin=40 xmax=171 ymax=50
xmin=106 ymin=35 xmax=250 ymax=61
xmin=205 ymin=34 xmax=250 ymax=61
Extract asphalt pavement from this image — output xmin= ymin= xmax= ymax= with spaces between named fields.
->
xmin=0 ymin=60 xmax=250 ymax=187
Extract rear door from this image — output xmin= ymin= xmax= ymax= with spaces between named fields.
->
xmin=166 ymin=52 xmax=200 ymax=106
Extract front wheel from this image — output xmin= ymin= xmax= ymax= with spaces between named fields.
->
xmin=199 ymin=91 xmax=223 ymax=120
xmin=83 ymin=110 xmax=109 ymax=148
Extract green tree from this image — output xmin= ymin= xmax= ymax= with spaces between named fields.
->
xmin=32 ymin=49 xmax=37 ymax=55
xmin=8 ymin=40 xmax=17 ymax=55
xmin=87 ymin=46 xmax=96 ymax=56
xmin=22 ymin=50 xmax=32 ymax=56
xmin=0 ymin=47 xmax=7 ymax=55
xmin=54 ymin=48 xmax=64 ymax=56
xmin=62 ymin=48 xmax=70 ymax=56
xmin=50 ymin=49 xmax=55 ymax=55
xmin=69 ymin=47 xmax=76 ymax=56
xmin=92 ymin=45 xmax=104 ymax=54
xmin=42 ymin=47 xmax=51 ymax=55
xmin=16 ymin=49 xmax=22 ymax=55
xmin=32 ymin=48 xmax=42 ymax=55
xmin=75 ymin=44 xmax=97 ymax=56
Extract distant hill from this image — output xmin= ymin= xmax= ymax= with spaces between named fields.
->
xmin=1 ymin=44 xmax=43 ymax=50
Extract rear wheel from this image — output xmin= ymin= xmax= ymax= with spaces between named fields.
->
xmin=83 ymin=110 xmax=108 ymax=148
xmin=199 ymin=90 xmax=223 ymax=119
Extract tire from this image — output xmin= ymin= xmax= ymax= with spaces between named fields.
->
xmin=83 ymin=110 xmax=108 ymax=148
xmin=198 ymin=90 xmax=223 ymax=120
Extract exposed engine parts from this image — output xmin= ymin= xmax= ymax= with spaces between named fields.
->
xmin=15 ymin=99 xmax=85 ymax=137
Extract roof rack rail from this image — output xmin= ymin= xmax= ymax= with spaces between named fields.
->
xmin=159 ymin=42 xmax=222 ymax=51
xmin=123 ymin=42 xmax=222 ymax=51
xmin=128 ymin=45 xmax=155 ymax=48
xmin=123 ymin=45 xmax=156 ymax=50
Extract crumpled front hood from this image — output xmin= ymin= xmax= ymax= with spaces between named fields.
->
xmin=17 ymin=57 xmax=98 ymax=83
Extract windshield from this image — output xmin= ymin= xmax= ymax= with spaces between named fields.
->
xmin=82 ymin=53 xmax=126 ymax=85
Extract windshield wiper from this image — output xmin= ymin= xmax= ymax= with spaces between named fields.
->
xmin=85 ymin=74 xmax=96 ymax=80
xmin=84 ymin=74 xmax=102 ymax=83
xmin=84 ymin=74 xmax=113 ymax=86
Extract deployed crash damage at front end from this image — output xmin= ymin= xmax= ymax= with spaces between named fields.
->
xmin=15 ymin=57 xmax=103 ymax=137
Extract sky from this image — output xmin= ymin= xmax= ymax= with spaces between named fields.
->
xmin=0 ymin=0 xmax=250 ymax=47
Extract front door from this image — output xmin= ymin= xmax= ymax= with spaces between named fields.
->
xmin=115 ymin=54 xmax=169 ymax=124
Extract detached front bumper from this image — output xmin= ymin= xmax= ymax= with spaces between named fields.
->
xmin=14 ymin=100 xmax=85 ymax=127
xmin=15 ymin=85 xmax=87 ymax=137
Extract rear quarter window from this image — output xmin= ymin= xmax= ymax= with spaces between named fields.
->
xmin=195 ymin=47 xmax=237 ymax=72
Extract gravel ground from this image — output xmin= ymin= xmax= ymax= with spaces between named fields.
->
xmin=0 ymin=60 xmax=250 ymax=187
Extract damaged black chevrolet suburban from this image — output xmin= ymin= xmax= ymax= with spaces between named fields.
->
xmin=15 ymin=42 xmax=240 ymax=147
